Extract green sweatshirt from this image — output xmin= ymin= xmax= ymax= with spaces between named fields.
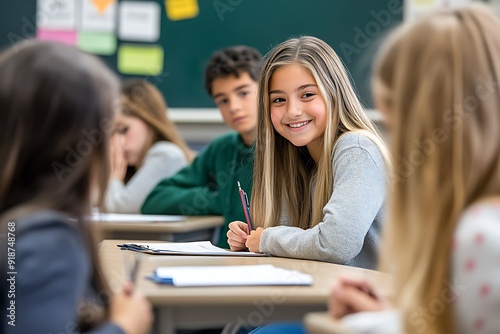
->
xmin=141 ymin=132 xmax=254 ymax=248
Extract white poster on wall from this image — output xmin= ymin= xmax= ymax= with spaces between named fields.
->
xmin=118 ymin=1 xmax=161 ymax=42
xmin=490 ymin=0 xmax=500 ymax=15
xmin=405 ymin=0 xmax=473 ymax=20
xmin=81 ymin=0 xmax=117 ymax=32
xmin=37 ymin=0 xmax=77 ymax=30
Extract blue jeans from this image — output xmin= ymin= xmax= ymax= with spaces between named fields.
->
xmin=249 ymin=322 xmax=307 ymax=334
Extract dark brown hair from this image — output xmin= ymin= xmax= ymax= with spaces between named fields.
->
xmin=204 ymin=45 xmax=262 ymax=96
xmin=0 ymin=40 xmax=119 ymax=329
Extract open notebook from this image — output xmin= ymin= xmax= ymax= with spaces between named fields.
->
xmin=149 ymin=264 xmax=313 ymax=286
xmin=118 ymin=241 xmax=267 ymax=257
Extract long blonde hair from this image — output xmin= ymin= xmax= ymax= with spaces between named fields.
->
xmin=375 ymin=5 xmax=500 ymax=333
xmin=251 ymin=36 xmax=391 ymax=229
xmin=121 ymin=79 xmax=195 ymax=168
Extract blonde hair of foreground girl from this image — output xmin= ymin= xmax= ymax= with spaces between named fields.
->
xmin=376 ymin=4 xmax=500 ymax=334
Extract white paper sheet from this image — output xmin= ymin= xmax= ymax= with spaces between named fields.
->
xmin=406 ymin=0 xmax=473 ymax=21
xmin=37 ymin=0 xmax=77 ymax=30
xmin=92 ymin=213 xmax=185 ymax=222
xmin=119 ymin=1 xmax=161 ymax=42
xmin=81 ymin=0 xmax=117 ymax=32
xmin=155 ymin=264 xmax=313 ymax=286
xmin=143 ymin=241 xmax=231 ymax=252
xmin=120 ymin=241 xmax=266 ymax=256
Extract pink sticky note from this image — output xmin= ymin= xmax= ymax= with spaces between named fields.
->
xmin=37 ymin=29 xmax=77 ymax=46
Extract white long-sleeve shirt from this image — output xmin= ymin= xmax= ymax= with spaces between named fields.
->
xmin=453 ymin=201 xmax=500 ymax=333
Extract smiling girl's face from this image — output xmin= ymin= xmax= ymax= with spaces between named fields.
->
xmin=269 ymin=63 xmax=328 ymax=160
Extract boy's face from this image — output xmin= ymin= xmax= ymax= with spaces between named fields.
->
xmin=211 ymin=72 xmax=258 ymax=140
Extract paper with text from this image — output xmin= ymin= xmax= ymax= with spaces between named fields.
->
xmin=81 ymin=0 xmax=117 ymax=32
xmin=119 ymin=1 xmax=161 ymax=42
xmin=119 ymin=241 xmax=266 ymax=256
xmin=37 ymin=0 xmax=77 ymax=30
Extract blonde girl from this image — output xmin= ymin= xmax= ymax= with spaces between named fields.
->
xmin=228 ymin=36 xmax=390 ymax=269
xmin=330 ymin=4 xmax=500 ymax=334
xmin=105 ymin=79 xmax=195 ymax=213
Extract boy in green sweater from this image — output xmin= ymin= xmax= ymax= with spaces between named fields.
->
xmin=141 ymin=46 xmax=261 ymax=248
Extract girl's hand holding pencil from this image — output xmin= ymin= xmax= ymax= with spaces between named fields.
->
xmin=109 ymin=254 xmax=154 ymax=334
xmin=110 ymin=283 xmax=153 ymax=334
xmin=329 ymin=275 xmax=389 ymax=319
xmin=227 ymin=221 xmax=250 ymax=251
xmin=227 ymin=222 xmax=264 ymax=252
xmin=245 ymin=227 xmax=263 ymax=252
xmin=228 ymin=181 xmax=264 ymax=252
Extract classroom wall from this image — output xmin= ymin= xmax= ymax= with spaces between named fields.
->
xmin=3 ymin=1 xmax=498 ymax=146
xmin=0 ymin=0 xmax=401 ymax=146
xmin=0 ymin=0 xmax=405 ymax=107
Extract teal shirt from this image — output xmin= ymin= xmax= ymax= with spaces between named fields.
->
xmin=141 ymin=132 xmax=254 ymax=248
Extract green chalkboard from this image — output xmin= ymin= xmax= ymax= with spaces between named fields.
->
xmin=0 ymin=0 xmax=403 ymax=108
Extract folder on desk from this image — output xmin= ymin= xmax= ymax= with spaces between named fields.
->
xmin=148 ymin=264 xmax=313 ymax=287
xmin=117 ymin=241 xmax=267 ymax=257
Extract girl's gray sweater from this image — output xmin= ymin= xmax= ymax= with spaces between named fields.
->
xmin=259 ymin=132 xmax=387 ymax=269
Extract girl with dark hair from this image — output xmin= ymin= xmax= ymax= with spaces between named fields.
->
xmin=0 ymin=40 xmax=152 ymax=334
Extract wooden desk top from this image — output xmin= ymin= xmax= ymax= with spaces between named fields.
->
xmin=96 ymin=215 xmax=224 ymax=234
xmin=100 ymin=240 xmax=391 ymax=306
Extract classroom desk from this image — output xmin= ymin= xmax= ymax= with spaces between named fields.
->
xmin=99 ymin=240 xmax=390 ymax=334
xmin=96 ymin=215 xmax=224 ymax=242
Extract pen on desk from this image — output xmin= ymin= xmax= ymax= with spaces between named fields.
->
xmin=237 ymin=181 xmax=253 ymax=231
xmin=131 ymin=253 xmax=140 ymax=284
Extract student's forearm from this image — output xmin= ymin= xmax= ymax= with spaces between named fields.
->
xmin=105 ymin=179 xmax=140 ymax=213
xmin=260 ymin=224 xmax=365 ymax=263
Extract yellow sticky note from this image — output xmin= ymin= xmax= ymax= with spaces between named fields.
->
xmin=118 ymin=45 xmax=164 ymax=75
xmin=166 ymin=0 xmax=199 ymax=21
xmin=92 ymin=0 xmax=115 ymax=13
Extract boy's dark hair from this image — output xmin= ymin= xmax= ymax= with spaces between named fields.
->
xmin=204 ymin=45 xmax=262 ymax=96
